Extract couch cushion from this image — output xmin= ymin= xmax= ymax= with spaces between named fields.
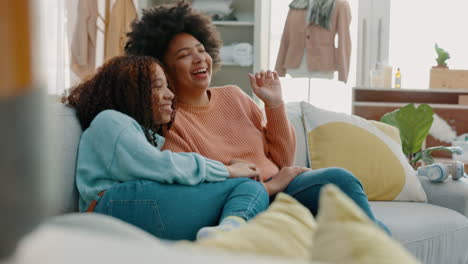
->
xmin=285 ymin=102 xmax=308 ymax=167
xmin=301 ymin=102 xmax=427 ymax=202
xmin=419 ymin=176 xmax=468 ymax=218
xmin=19 ymin=213 xmax=313 ymax=264
xmin=311 ymin=185 xmax=421 ymax=264
xmin=192 ymin=193 xmax=316 ymax=260
xmin=371 ymin=201 xmax=468 ymax=264
xmin=49 ymin=104 xmax=82 ymax=213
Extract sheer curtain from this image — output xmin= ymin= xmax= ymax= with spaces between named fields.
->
xmin=34 ymin=0 xmax=79 ymax=95
xmin=34 ymin=0 xmax=114 ymax=96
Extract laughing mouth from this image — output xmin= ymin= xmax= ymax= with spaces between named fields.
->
xmin=160 ymin=105 xmax=172 ymax=111
xmin=192 ymin=68 xmax=207 ymax=74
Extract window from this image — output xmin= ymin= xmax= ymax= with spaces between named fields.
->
xmin=35 ymin=0 xmax=107 ymax=95
xmin=358 ymin=0 xmax=468 ymax=89
xmin=388 ymin=0 xmax=468 ymax=89
xmin=34 ymin=0 xmax=72 ymax=94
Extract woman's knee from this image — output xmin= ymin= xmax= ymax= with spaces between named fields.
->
xmin=237 ymin=180 xmax=269 ymax=204
xmin=240 ymin=180 xmax=268 ymax=195
xmin=321 ymin=167 xmax=363 ymax=190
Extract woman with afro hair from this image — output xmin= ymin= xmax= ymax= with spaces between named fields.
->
xmin=62 ymin=55 xmax=270 ymax=241
xmin=125 ymin=2 xmax=389 ymax=234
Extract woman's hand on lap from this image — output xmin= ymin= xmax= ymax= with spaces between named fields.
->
xmin=248 ymin=70 xmax=284 ymax=108
xmin=226 ymin=160 xmax=260 ymax=179
xmin=265 ymin=166 xmax=311 ymax=195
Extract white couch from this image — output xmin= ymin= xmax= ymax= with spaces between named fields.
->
xmin=36 ymin=102 xmax=468 ymax=264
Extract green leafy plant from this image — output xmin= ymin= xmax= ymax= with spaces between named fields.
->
xmin=435 ymin=43 xmax=450 ymax=67
xmin=380 ymin=103 xmax=462 ymax=168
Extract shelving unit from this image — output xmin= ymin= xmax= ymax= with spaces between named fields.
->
xmin=212 ymin=21 xmax=254 ymax=26
xmin=138 ymin=0 xmax=270 ymax=97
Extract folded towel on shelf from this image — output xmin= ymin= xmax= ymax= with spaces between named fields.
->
xmin=192 ymin=0 xmax=233 ymax=17
xmin=232 ymin=43 xmax=253 ymax=66
xmin=220 ymin=45 xmax=235 ymax=65
xmin=220 ymin=43 xmax=253 ymax=67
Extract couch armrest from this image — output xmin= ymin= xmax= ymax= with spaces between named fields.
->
xmin=419 ymin=176 xmax=468 ymax=218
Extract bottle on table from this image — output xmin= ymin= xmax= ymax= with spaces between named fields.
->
xmin=395 ymin=68 xmax=402 ymax=88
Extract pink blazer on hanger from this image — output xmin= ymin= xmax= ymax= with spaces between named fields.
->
xmin=275 ymin=0 xmax=352 ymax=82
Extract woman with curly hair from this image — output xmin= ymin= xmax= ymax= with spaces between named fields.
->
xmin=61 ymin=55 xmax=269 ymax=241
xmin=124 ymin=2 xmax=390 ymax=233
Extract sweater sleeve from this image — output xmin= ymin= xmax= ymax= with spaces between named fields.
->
xmin=90 ymin=111 xmax=229 ymax=185
xmin=70 ymin=0 xmax=97 ymax=79
xmin=336 ymin=0 xmax=352 ymax=82
xmin=263 ymin=103 xmax=296 ymax=168
xmin=237 ymin=89 xmax=296 ymax=168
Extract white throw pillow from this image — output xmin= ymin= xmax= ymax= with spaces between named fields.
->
xmin=301 ymin=102 xmax=427 ymax=202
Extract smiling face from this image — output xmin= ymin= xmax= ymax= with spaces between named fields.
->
xmin=152 ymin=64 xmax=174 ymax=125
xmin=163 ymin=33 xmax=213 ymax=100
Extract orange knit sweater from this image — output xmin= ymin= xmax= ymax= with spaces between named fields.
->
xmin=162 ymin=85 xmax=296 ymax=180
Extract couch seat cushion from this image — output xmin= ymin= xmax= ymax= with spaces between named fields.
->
xmin=371 ymin=201 xmax=468 ymax=264
xmin=311 ymin=185 xmax=421 ymax=264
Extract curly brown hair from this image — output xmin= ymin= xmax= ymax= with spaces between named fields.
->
xmin=61 ymin=55 xmax=176 ymax=147
xmin=124 ymin=1 xmax=222 ymax=71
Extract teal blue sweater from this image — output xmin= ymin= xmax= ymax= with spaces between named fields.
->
xmin=76 ymin=110 xmax=229 ymax=211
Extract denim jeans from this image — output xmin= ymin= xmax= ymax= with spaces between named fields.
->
xmin=283 ymin=167 xmax=391 ymax=234
xmin=93 ymin=178 xmax=269 ymax=241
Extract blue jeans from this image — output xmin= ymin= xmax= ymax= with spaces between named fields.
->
xmin=93 ymin=178 xmax=269 ymax=241
xmin=283 ymin=167 xmax=391 ymax=234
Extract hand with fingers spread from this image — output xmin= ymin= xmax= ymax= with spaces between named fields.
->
xmin=263 ymin=166 xmax=312 ymax=195
xmin=226 ymin=159 xmax=260 ymax=179
xmin=248 ymin=70 xmax=284 ymax=108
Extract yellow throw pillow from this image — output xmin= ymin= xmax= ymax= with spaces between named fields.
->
xmin=301 ymin=102 xmax=427 ymax=202
xmin=368 ymin=120 xmax=402 ymax=145
xmin=191 ymin=193 xmax=316 ymax=260
xmin=311 ymin=185 xmax=421 ymax=264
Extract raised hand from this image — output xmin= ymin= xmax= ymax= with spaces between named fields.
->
xmin=226 ymin=159 xmax=260 ymax=179
xmin=248 ymin=70 xmax=284 ymax=108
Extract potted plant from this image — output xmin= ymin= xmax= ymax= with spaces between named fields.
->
xmin=380 ymin=103 xmax=462 ymax=169
xmin=434 ymin=43 xmax=450 ymax=69
xmin=428 ymin=43 xmax=468 ymax=89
